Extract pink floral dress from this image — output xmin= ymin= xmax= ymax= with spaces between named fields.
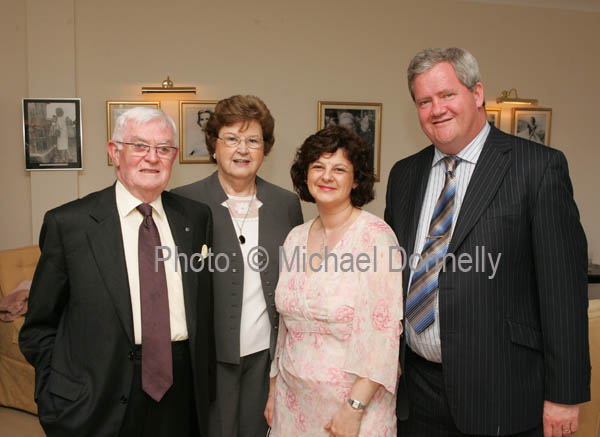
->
xmin=270 ymin=211 xmax=403 ymax=436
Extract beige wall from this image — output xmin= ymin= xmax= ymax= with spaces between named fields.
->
xmin=3 ymin=0 xmax=600 ymax=263
xmin=1 ymin=1 xmax=31 ymax=249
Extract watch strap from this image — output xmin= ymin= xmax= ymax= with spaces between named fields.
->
xmin=347 ymin=397 xmax=367 ymax=410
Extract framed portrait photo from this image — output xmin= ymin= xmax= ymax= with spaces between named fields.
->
xmin=317 ymin=101 xmax=382 ymax=181
xmin=106 ymin=100 xmax=161 ymax=165
xmin=512 ymin=107 xmax=552 ymax=146
xmin=179 ymin=100 xmax=217 ymax=163
xmin=485 ymin=107 xmax=501 ymax=128
xmin=23 ymin=98 xmax=82 ymax=170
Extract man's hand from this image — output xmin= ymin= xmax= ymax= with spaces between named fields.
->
xmin=543 ymin=400 xmax=579 ymax=437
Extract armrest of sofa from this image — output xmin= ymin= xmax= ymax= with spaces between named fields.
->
xmin=576 ymin=299 xmax=600 ymax=436
xmin=0 ymin=246 xmax=40 ymax=414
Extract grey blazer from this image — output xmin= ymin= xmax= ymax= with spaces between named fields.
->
xmin=172 ymin=171 xmax=303 ymax=364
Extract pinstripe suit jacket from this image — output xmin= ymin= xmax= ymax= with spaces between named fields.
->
xmin=385 ymin=125 xmax=590 ymax=435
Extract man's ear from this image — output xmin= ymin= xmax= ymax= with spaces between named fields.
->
xmin=472 ymin=82 xmax=485 ymax=109
xmin=107 ymin=141 xmax=120 ymax=167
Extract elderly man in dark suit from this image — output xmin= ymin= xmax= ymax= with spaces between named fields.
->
xmin=385 ymin=48 xmax=590 ymax=436
xmin=20 ymin=107 xmax=215 ymax=437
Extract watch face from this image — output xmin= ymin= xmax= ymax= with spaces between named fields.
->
xmin=348 ymin=398 xmax=365 ymax=409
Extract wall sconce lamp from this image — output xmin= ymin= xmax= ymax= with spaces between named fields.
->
xmin=496 ymin=88 xmax=538 ymax=105
xmin=141 ymin=76 xmax=196 ymax=94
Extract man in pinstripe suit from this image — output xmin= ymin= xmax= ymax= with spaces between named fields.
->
xmin=385 ymin=48 xmax=590 ymax=436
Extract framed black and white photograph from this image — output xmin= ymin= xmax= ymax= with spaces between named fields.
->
xmin=317 ymin=101 xmax=382 ymax=181
xmin=512 ymin=107 xmax=552 ymax=146
xmin=23 ymin=98 xmax=82 ymax=170
xmin=179 ymin=100 xmax=217 ymax=163
xmin=485 ymin=107 xmax=501 ymax=128
xmin=106 ymin=100 xmax=161 ymax=165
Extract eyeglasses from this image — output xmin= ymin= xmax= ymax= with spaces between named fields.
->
xmin=115 ymin=141 xmax=177 ymax=158
xmin=218 ymin=134 xmax=264 ymax=149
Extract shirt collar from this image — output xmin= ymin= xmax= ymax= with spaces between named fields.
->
xmin=432 ymin=121 xmax=490 ymax=168
xmin=115 ymin=180 xmax=165 ymax=219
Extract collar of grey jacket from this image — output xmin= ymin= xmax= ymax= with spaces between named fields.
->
xmin=205 ymin=170 xmax=272 ymax=207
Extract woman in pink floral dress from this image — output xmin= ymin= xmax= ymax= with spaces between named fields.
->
xmin=265 ymin=126 xmax=403 ymax=436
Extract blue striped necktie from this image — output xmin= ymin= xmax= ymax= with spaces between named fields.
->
xmin=406 ymin=155 xmax=459 ymax=334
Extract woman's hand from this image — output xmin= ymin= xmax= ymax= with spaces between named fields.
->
xmin=264 ymin=376 xmax=277 ymax=427
xmin=324 ymin=402 xmax=364 ymax=437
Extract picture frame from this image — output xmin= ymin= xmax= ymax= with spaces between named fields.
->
xmin=106 ymin=100 xmax=161 ymax=165
xmin=23 ymin=98 xmax=83 ymax=170
xmin=485 ymin=107 xmax=501 ymax=128
xmin=317 ymin=101 xmax=382 ymax=181
xmin=179 ymin=100 xmax=218 ymax=163
xmin=511 ymin=107 xmax=552 ymax=146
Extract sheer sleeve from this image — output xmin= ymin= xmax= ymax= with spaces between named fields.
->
xmin=269 ymin=230 xmax=297 ymax=378
xmin=343 ymin=225 xmax=403 ymax=394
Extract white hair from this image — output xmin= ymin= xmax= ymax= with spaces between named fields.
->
xmin=112 ymin=106 xmax=177 ymax=143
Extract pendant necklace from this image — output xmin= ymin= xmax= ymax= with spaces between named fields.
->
xmin=227 ymin=188 xmax=256 ymax=245
xmin=319 ymin=210 xmax=356 ymax=254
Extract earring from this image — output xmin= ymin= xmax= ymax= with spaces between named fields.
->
xmin=212 ymin=153 xmax=216 ymax=160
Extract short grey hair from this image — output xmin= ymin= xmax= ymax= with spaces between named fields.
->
xmin=112 ymin=106 xmax=177 ymax=143
xmin=407 ymin=47 xmax=481 ymax=101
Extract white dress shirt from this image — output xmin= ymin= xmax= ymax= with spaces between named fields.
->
xmin=115 ymin=181 xmax=188 ymax=344
xmin=406 ymin=122 xmax=490 ymax=362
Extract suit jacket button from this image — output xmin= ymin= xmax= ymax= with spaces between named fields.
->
xmin=120 ymin=396 xmax=128 ymax=404
xmin=274 ymin=325 xmax=278 ymax=330
xmin=266 ymin=281 xmax=271 ymax=286
xmin=128 ymin=350 xmax=135 ymax=360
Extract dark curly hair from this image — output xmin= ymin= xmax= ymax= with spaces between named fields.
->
xmin=290 ymin=126 xmax=375 ymax=207
xmin=205 ymin=95 xmax=275 ymax=163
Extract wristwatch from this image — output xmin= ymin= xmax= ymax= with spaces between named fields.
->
xmin=347 ymin=398 xmax=367 ymax=410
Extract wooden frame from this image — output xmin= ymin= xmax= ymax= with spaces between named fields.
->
xmin=485 ymin=107 xmax=501 ymax=128
xmin=317 ymin=101 xmax=382 ymax=181
xmin=178 ymin=100 xmax=217 ymax=163
xmin=23 ymin=98 xmax=83 ymax=170
xmin=106 ymin=100 xmax=161 ymax=165
xmin=511 ymin=107 xmax=552 ymax=146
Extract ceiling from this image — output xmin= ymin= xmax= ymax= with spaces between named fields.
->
xmin=461 ymin=0 xmax=600 ymax=12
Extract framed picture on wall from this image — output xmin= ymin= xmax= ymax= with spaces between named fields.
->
xmin=106 ymin=100 xmax=161 ymax=165
xmin=317 ymin=101 xmax=382 ymax=181
xmin=23 ymin=98 xmax=83 ymax=171
xmin=179 ymin=100 xmax=217 ymax=163
xmin=485 ymin=107 xmax=501 ymax=128
xmin=512 ymin=107 xmax=552 ymax=146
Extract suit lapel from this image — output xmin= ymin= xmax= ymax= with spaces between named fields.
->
xmin=256 ymin=176 xmax=273 ymax=252
xmin=205 ymin=171 xmax=241 ymax=253
xmin=403 ymin=147 xmax=434 ymax=295
xmin=162 ymin=192 xmax=198 ymax=336
xmin=87 ymin=186 xmax=135 ymax=344
xmin=448 ymin=127 xmax=512 ymax=254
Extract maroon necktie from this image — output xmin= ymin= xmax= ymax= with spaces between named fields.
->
xmin=137 ymin=203 xmax=172 ymax=402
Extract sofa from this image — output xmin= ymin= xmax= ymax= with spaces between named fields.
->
xmin=578 ymin=297 xmax=600 ymax=436
xmin=0 ymin=245 xmax=40 ymax=414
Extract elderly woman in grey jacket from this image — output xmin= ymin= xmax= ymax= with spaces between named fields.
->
xmin=173 ymin=94 xmax=303 ymax=437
